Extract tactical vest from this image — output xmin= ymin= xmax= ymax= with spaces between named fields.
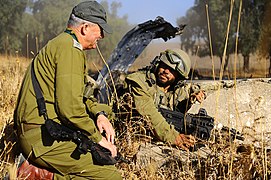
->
xmin=142 ymin=70 xmax=190 ymax=112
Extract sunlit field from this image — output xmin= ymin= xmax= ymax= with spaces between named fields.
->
xmin=0 ymin=55 xmax=30 ymax=179
xmin=0 ymin=53 xmax=270 ymax=179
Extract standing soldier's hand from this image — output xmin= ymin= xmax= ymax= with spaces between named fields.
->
xmin=175 ymin=134 xmax=195 ymax=151
xmin=98 ymin=137 xmax=117 ymax=157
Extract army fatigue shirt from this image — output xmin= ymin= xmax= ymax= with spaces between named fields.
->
xmin=14 ymin=29 xmax=102 ymax=143
xmin=125 ymin=71 xmax=192 ymax=144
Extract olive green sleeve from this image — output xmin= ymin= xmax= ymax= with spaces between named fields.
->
xmin=84 ymin=98 xmax=114 ymax=120
xmin=126 ymin=76 xmax=179 ymax=144
xmin=54 ymin=41 xmax=102 ymax=143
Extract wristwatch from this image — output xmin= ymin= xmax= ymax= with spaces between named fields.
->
xmin=96 ymin=111 xmax=108 ymax=119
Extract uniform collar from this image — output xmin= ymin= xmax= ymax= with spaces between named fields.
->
xmin=64 ymin=28 xmax=79 ymax=41
xmin=65 ymin=28 xmax=83 ymax=50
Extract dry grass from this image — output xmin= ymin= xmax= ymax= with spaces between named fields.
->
xmin=0 ymin=55 xmax=30 ymax=179
xmin=0 ymin=54 xmax=270 ymax=179
xmin=113 ymin=93 xmax=271 ymax=179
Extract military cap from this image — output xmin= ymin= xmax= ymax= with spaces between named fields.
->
xmin=72 ymin=1 xmax=112 ymax=33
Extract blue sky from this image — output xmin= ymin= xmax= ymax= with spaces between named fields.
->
xmin=100 ymin=0 xmax=195 ymax=26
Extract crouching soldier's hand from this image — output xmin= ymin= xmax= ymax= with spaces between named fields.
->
xmin=175 ymin=134 xmax=195 ymax=151
xmin=190 ymin=84 xmax=206 ymax=103
xmin=190 ymin=90 xmax=206 ymax=103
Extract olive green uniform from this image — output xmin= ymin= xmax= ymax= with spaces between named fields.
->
xmin=14 ymin=29 xmax=122 ymax=179
xmin=125 ymin=71 xmax=193 ymax=144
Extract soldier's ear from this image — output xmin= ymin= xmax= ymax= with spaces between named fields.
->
xmin=151 ymin=56 xmax=160 ymax=71
xmin=81 ymin=23 xmax=89 ymax=36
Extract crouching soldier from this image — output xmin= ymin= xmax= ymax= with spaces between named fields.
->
xmin=122 ymin=49 xmax=205 ymax=150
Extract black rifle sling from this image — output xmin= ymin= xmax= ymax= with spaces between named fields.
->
xmin=31 ymin=60 xmax=48 ymax=119
xmin=30 ymin=60 xmax=65 ymax=140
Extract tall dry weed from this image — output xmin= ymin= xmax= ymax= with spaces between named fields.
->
xmin=0 ymin=55 xmax=30 ymax=179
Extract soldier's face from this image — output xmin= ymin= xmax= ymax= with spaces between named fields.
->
xmin=156 ymin=63 xmax=178 ymax=87
xmin=83 ymin=23 xmax=104 ymax=49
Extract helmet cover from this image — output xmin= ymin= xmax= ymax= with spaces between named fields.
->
xmin=158 ymin=49 xmax=191 ymax=79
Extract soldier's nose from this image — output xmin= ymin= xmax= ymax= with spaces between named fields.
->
xmin=164 ymin=69 xmax=171 ymax=74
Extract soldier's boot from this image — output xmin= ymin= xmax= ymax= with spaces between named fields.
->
xmin=17 ymin=154 xmax=54 ymax=180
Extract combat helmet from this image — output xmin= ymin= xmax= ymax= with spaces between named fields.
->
xmin=155 ymin=49 xmax=191 ymax=79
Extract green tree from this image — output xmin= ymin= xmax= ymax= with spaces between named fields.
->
xmin=0 ymin=0 xmax=131 ymax=62
xmin=178 ymin=0 xmax=237 ymax=72
xmin=31 ymin=0 xmax=81 ymax=48
xmin=177 ymin=8 xmax=202 ymax=55
xmin=0 ymin=0 xmax=28 ymax=54
xmin=178 ymin=0 xmax=266 ymax=75
xmin=18 ymin=0 xmax=80 ymax=57
xmin=238 ymin=0 xmax=265 ymax=73
xmin=20 ymin=12 xmax=44 ymax=57
xmin=24 ymin=0 xmax=131 ymax=66
xmin=258 ymin=0 xmax=271 ymax=76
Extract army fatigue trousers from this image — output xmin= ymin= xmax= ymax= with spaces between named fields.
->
xmin=19 ymin=127 xmax=122 ymax=180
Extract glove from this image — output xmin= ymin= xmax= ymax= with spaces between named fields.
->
xmin=175 ymin=134 xmax=195 ymax=151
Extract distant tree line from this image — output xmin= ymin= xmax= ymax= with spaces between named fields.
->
xmin=177 ymin=0 xmax=271 ymax=76
xmin=0 ymin=0 xmax=131 ymax=63
xmin=3 ymin=0 xmax=270 ymax=76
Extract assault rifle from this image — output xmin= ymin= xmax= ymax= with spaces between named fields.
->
xmin=45 ymin=119 xmax=129 ymax=165
xmin=159 ymin=107 xmax=244 ymax=141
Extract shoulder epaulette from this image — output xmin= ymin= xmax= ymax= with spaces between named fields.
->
xmin=73 ymin=39 xmax=83 ymax=50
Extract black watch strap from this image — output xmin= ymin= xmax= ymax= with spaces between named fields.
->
xmin=96 ymin=111 xmax=107 ymax=119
